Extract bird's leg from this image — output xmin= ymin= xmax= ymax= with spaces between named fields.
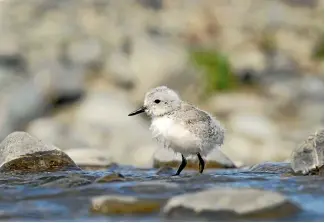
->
xmin=173 ymin=154 xmax=187 ymax=176
xmin=197 ymin=153 xmax=205 ymax=174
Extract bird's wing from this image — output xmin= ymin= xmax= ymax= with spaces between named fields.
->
xmin=175 ymin=103 xmax=224 ymax=145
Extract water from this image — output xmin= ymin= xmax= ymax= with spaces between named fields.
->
xmin=0 ymin=166 xmax=323 ymax=221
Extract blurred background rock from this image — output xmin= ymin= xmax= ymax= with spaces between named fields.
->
xmin=0 ymin=0 xmax=323 ymax=168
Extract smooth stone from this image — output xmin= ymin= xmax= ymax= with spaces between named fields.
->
xmin=248 ymin=162 xmax=294 ymax=174
xmin=94 ymin=173 xmax=125 ymax=183
xmin=163 ymin=188 xmax=300 ymax=219
xmin=0 ymin=132 xmax=80 ymax=173
xmin=90 ymin=195 xmax=161 ymax=214
xmin=153 ymin=149 xmax=236 ymax=170
xmin=291 ymin=129 xmax=324 ymax=175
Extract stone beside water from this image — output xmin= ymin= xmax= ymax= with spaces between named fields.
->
xmin=94 ymin=173 xmax=125 ymax=183
xmin=0 ymin=131 xmax=80 ymax=173
xmin=163 ymin=188 xmax=300 ymax=219
xmin=90 ymin=195 xmax=161 ymax=214
xmin=291 ymin=129 xmax=324 ymax=175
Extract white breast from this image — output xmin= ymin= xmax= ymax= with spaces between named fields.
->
xmin=150 ymin=117 xmax=200 ymax=155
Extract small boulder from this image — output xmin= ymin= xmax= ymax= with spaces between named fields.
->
xmin=94 ymin=173 xmax=125 ymax=183
xmin=163 ymin=188 xmax=300 ymax=220
xmin=90 ymin=195 xmax=161 ymax=214
xmin=0 ymin=132 xmax=80 ymax=173
xmin=291 ymin=129 xmax=324 ymax=175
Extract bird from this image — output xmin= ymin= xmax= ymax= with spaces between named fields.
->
xmin=128 ymin=86 xmax=225 ymax=176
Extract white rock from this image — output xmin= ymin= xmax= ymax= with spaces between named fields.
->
xmin=163 ymin=187 xmax=300 ymax=216
xmin=291 ymin=129 xmax=324 ymax=174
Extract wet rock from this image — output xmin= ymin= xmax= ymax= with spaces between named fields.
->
xmin=163 ymin=188 xmax=300 ymax=219
xmin=291 ymin=129 xmax=324 ymax=175
xmin=90 ymin=195 xmax=161 ymax=214
xmin=0 ymin=132 xmax=80 ymax=173
xmin=95 ymin=173 xmax=125 ymax=183
xmin=249 ymin=162 xmax=294 ymax=174
xmin=153 ymin=149 xmax=236 ymax=170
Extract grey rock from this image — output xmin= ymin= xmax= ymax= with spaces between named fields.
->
xmin=94 ymin=173 xmax=125 ymax=183
xmin=163 ymin=188 xmax=300 ymax=219
xmin=0 ymin=132 xmax=80 ymax=173
xmin=291 ymin=129 xmax=324 ymax=175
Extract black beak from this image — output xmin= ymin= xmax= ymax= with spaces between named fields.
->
xmin=128 ymin=106 xmax=146 ymax=116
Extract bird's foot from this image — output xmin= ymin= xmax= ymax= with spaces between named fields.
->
xmin=171 ymin=173 xmax=180 ymax=177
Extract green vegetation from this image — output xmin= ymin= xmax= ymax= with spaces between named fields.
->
xmin=190 ymin=50 xmax=237 ymax=95
xmin=312 ymin=33 xmax=324 ymax=60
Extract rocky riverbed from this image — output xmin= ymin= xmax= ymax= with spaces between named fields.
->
xmin=0 ymin=165 xmax=323 ymax=221
xmin=0 ymin=131 xmax=323 ymax=221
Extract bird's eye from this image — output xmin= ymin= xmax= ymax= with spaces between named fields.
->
xmin=154 ymin=99 xmax=161 ymax=104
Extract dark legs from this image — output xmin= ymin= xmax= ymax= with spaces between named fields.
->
xmin=172 ymin=153 xmax=205 ymax=176
xmin=197 ymin=153 xmax=205 ymax=174
xmin=173 ymin=154 xmax=187 ymax=176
